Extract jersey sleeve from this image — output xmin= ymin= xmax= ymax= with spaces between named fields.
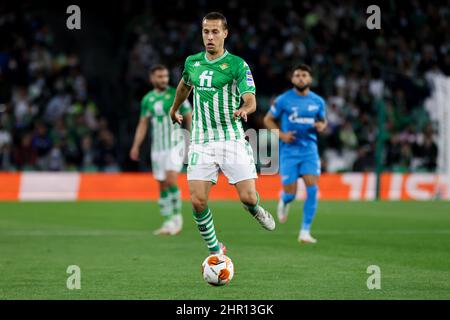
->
xmin=179 ymin=99 xmax=192 ymax=115
xmin=316 ymin=98 xmax=326 ymax=121
xmin=236 ymin=60 xmax=256 ymax=95
xmin=181 ymin=57 xmax=192 ymax=86
xmin=269 ymin=96 xmax=283 ymax=119
xmin=140 ymin=95 xmax=151 ymax=118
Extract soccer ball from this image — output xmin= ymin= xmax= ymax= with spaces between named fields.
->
xmin=201 ymin=254 xmax=234 ymax=286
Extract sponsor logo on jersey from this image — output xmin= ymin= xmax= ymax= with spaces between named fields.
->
xmin=289 ymin=116 xmax=315 ymax=124
xmin=308 ymin=104 xmax=319 ymax=112
xmin=154 ymin=101 xmax=164 ymax=116
xmin=199 ymin=70 xmax=214 ymax=87
xmin=246 ymin=70 xmax=255 ymax=86
xmin=194 ymin=61 xmax=201 ymax=67
xmin=288 ymin=107 xmax=315 ymax=124
xmin=197 ymin=87 xmax=217 ymax=92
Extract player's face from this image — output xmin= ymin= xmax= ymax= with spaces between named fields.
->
xmin=291 ymin=70 xmax=312 ymax=91
xmin=150 ymin=69 xmax=169 ymax=90
xmin=202 ymin=19 xmax=228 ymax=54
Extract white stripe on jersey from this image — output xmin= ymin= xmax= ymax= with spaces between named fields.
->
xmin=203 ymin=101 xmax=215 ymax=141
xmin=222 ymin=84 xmax=236 ymax=140
xmin=212 ymin=92 xmax=224 ymax=141
xmin=165 ymin=116 xmax=171 ymax=149
xmin=195 ymin=91 xmax=204 ymax=143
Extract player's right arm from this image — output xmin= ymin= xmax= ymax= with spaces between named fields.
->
xmin=130 ymin=117 xmax=148 ymax=161
xmin=130 ymin=95 xmax=150 ymax=161
xmin=170 ymin=57 xmax=193 ymax=125
xmin=170 ymin=79 xmax=192 ymax=125
xmin=264 ymin=97 xmax=295 ymax=143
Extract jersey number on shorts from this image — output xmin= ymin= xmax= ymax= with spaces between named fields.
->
xmin=189 ymin=152 xmax=199 ymax=165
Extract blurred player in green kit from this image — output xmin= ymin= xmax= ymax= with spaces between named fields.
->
xmin=130 ymin=64 xmax=192 ymax=235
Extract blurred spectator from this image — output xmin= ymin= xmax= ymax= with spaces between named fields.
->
xmin=44 ymin=81 xmax=71 ymax=123
xmin=352 ymin=146 xmax=375 ymax=172
xmin=339 ymin=122 xmax=358 ymax=150
xmin=0 ymin=121 xmax=12 ymax=170
xmin=95 ymin=129 xmax=119 ymax=172
xmin=80 ymin=135 xmax=97 ymax=172
xmin=31 ymin=121 xmax=52 ymax=170
xmin=14 ymin=133 xmax=37 ymax=170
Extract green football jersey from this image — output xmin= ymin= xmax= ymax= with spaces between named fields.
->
xmin=181 ymin=50 xmax=256 ymax=144
xmin=140 ymin=86 xmax=191 ymax=152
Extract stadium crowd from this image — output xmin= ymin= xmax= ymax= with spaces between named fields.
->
xmin=0 ymin=13 xmax=120 ymax=172
xmin=1 ymin=0 xmax=449 ymax=173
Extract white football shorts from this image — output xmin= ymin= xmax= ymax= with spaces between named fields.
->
xmin=187 ymin=140 xmax=257 ymax=185
xmin=151 ymin=143 xmax=185 ymax=181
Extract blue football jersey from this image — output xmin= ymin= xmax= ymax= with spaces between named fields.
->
xmin=269 ymin=89 xmax=326 ymax=158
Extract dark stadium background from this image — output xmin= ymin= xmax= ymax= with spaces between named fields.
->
xmin=1 ymin=0 xmax=448 ymax=174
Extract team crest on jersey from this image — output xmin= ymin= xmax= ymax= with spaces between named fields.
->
xmin=220 ymin=63 xmax=229 ymax=70
xmin=308 ymin=104 xmax=319 ymax=112
xmin=149 ymin=96 xmax=155 ymax=102
xmin=165 ymin=94 xmax=171 ymax=99
xmin=246 ymin=70 xmax=255 ymax=86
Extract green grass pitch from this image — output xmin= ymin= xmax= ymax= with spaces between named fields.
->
xmin=0 ymin=200 xmax=449 ymax=299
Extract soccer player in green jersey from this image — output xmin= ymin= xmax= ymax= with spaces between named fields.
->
xmin=130 ymin=64 xmax=192 ymax=235
xmin=169 ymin=12 xmax=275 ymax=255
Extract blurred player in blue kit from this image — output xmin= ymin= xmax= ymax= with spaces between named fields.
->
xmin=264 ymin=64 xmax=327 ymax=244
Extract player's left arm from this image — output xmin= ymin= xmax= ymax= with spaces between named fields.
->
xmin=233 ymin=60 xmax=256 ymax=122
xmin=182 ymin=112 xmax=192 ymax=132
xmin=180 ymin=100 xmax=193 ymax=131
xmin=233 ymin=93 xmax=256 ymax=122
xmin=314 ymin=99 xmax=327 ymax=133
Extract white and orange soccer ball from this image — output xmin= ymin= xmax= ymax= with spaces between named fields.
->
xmin=201 ymin=254 xmax=234 ymax=286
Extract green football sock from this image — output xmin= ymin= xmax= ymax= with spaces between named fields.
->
xmin=168 ymin=185 xmax=182 ymax=216
xmin=158 ymin=190 xmax=172 ymax=221
xmin=193 ymin=207 xmax=220 ymax=253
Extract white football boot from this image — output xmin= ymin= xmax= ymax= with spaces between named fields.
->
xmin=171 ymin=214 xmax=183 ymax=235
xmin=153 ymin=219 xmax=177 ymax=236
xmin=244 ymin=205 xmax=276 ymax=231
xmin=298 ymin=230 xmax=317 ymax=244
xmin=277 ymin=199 xmax=290 ymax=224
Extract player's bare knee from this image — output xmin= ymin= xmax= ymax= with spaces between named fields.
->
xmin=166 ymin=179 xmax=177 ymax=188
xmin=165 ymin=172 xmax=178 ymax=186
xmin=159 ymin=181 xmax=169 ymax=191
xmin=283 ymin=184 xmax=297 ymax=194
xmin=191 ymin=196 xmax=208 ymax=212
xmin=303 ymin=175 xmax=319 ymax=187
